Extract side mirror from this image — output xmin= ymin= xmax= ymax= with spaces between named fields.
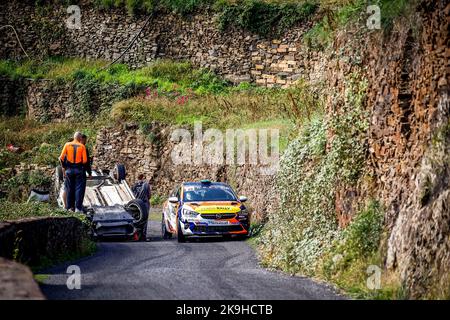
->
xmin=239 ymin=196 xmax=248 ymax=202
xmin=168 ymin=196 xmax=179 ymax=204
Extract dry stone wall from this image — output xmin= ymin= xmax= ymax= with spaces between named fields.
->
xmin=0 ymin=77 xmax=27 ymax=116
xmin=0 ymin=216 xmax=89 ymax=266
xmin=0 ymin=76 xmax=141 ymax=120
xmin=0 ymin=0 xmax=323 ymax=88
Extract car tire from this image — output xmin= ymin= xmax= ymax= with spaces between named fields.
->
xmin=114 ymin=164 xmax=126 ymax=182
xmin=222 ymin=234 xmax=232 ymax=241
xmin=162 ymin=215 xmax=172 ymax=239
xmin=177 ymin=220 xmax=186 ymax=243
xmin=235 ymin=234 xmax=248 ymax=241
xmin=125 ymin=199 xmax=149 ymax=228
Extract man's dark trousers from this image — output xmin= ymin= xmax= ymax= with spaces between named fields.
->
xmin=80 ymin=173 xmax=87 ymax=205
xmin=65 ymin=166 xmax=84 ymax=211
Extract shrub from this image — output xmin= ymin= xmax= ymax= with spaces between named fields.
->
xmin=110 ymin=85 xmax=312 ymax=130
xmin=317 ymin=201 xmax=389 ymax=299
xmin=0 ymin=58 xmax=230 ymax=96
xmin=0 ymin=117 xmax=95 ymax=168
xmin=216 ymin=0 xmax=318 ymax=36
xmin=258 ymin=73 xmax=369 ymax=275
xmin=94 ymin=0 xmax=213 ymax=14
xmin=0 ymin=200 xmax=67 ymax=221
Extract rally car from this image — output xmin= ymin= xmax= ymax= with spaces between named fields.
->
xmin=161 ymin=180 xmax=249 ymax=242
xmin=54 ymin=164 xmax=149 ymax=241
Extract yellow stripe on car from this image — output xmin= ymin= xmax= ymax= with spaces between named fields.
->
xmin=195 ymin=206 xmax=241 ymax=214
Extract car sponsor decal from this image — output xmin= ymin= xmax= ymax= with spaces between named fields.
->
xmin=195 ymin=206 xmax=240 ymax=213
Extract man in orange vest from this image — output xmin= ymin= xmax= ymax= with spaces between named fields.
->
xmin=59 ymin=132 xmax=88 ymax=212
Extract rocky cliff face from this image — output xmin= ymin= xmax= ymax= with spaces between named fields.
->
xmin=363 ymin=0 xmax=449 ymax=297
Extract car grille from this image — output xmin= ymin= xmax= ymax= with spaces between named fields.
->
xmin=200 ymin=213 xmax=236 ymax=220
xmin=192 ymin=225 xmax=243 ymax=233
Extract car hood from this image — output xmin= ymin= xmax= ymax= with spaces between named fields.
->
xmin=184 ymin=202 xmax=242 ymax=214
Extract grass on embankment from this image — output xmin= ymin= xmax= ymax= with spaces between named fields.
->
xmin=0 ymin=200 xmax=69 ymax=221
xmin=0 ymin=117 xmax=98 ymax=168
xmin=0 ymin=58 xmax=313 ymax=170
xmin=0 ymin=58 xmax=229 ymax=95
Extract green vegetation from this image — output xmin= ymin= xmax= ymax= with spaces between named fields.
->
xmin=303 ymin=0 xmax=418 ymax=50
xmin=94 ymin=0 xmax=214 ymax=14
xmin=0 ymin=117 xmax=96 ymax=168
xmin=110 ymin=82 xmax=317 ymax=153
xmin=92 ymin=0 xmax=317 ymax=35
xmin=216 ymin=0 xmax=318 ymax=36
xmin=0 ymin=58 xmax=313 ymax=170
xmin=88 ymin=0 xmax=417 ymax=41
xmin=0 ymin=199 xmax=97 ymax=270
xmin=0 ymin=200 xmax=69 ymax=221
xmin=318 ymin=201 xmax=404 ymax=299
xmin=0 ymin=58 xmax=228 ymax=95
xmin=258 ymin=73 xmax=369 ymax=276
xmin=1 ymin=170 xmax=52 ymax=202
xmin=150 ymin=193 xmax=165 ymax=206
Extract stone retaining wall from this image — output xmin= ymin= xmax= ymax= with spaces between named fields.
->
xmin=0 ymin=216 xmax=88 ymax=266
xmin=0 ymin=76 xmax=141 ymax=120
xmin=0 ymin=0 xmax=324 ymax=88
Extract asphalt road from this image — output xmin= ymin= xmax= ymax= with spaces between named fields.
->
xmin=39 ymin=212 xmax=344 ymax=300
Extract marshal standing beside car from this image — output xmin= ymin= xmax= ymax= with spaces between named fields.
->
xmin=59 ymin=131 xmax=88 ymax=212
xmin=132 ymin=174 xmax=151 ymax=240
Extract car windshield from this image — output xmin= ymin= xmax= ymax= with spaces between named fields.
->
xmin=183 ymin=184 xmax=237 ymax=202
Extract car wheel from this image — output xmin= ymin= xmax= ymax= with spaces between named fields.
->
xmin=222 ymin=234 xmax=232 ymax=241
xmin=177 ymin=220 xmax=186 ymax=243
xmin=114 ymin=164 xmax=126 ymax=182
xmin=162 ymin=215 xmax=172 ymax=239
xmin=235 ymin=234 xmax=248 ymax=241
xmin=126 ymin=199 xmax=149 ymax=229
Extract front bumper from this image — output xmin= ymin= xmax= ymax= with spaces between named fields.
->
xmin=89 ymin=205 xmax=137 ymax=239
xmin=180 ymin=217 xmax=249 ymax=236
xmin=93 ymin=221 xmax=136 ymax=238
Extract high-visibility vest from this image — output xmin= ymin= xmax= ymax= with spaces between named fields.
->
xmin=59 ymin=140 xmax=87 ymax=166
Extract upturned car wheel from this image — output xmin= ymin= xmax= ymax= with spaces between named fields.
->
xmin=114 ymin=164 xmax=126 ymax=182
xmin=125 ymin=199 xmax=149 ymax=240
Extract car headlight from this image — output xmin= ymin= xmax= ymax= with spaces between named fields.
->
xmin=238 ymin=209 xmax=248 ymax=219
xmin=182 ymin=208 xmax=198 ymax=218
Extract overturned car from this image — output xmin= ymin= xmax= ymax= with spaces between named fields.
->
xmin=55 ymin=164 xmax=148 ymax=241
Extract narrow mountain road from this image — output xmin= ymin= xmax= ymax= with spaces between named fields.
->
xmin=39 ymin=210 xmax=344 ymax=300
